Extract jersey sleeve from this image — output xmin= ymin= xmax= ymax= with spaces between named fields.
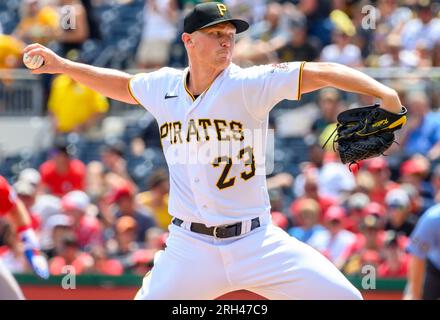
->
xmin=407 ymin=211 xmax=438 ymax=259
xmin=240 ymin=61 xmax=306 ymax=121
xmin=128 ymin=68 xmax=177 ymax=118
xmin=0 ymin=176 xmax=17 ymax=215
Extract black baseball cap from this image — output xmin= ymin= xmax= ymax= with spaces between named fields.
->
xmin=184 ymin=2 xmax=249 ymax=34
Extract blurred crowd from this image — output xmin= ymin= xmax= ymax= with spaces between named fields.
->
xmin=0 ymin=141 xmax=170 ymax=276
xmin=3 ymin=124 xmax=440 ymax=278
xmin=270 ymin=149 xmax=436 ymax=278
xmin=0 ymin=0 xmax=440 ymax=70
xmin=0 ymin=0 xmax=440 ymax=280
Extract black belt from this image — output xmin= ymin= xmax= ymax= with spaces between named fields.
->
xmin=172 ymin=217 xmax=261 ymax=239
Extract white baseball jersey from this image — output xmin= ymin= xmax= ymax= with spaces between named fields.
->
xmin=129 ymin=62 xmax=305 ymax=226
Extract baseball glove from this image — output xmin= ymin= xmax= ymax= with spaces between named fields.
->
xmin=324 ymin=103 xmax=407 ymax=166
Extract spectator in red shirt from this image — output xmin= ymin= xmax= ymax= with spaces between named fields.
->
xmin=107 ymin=216 xmax=154 ymax=274
xmin=268 ymin=188 xmax=289 ymax=231
xmin=378 ymin=231 xmax=409 ymax=278
xmin=0 ymin=175 xmax=49 ymax=299
xmin=344 ymin=192 xmax=370 ymax=233
xmin=399 ymin=156 xmax=434 ymax=213
xmin=61 ymin=190 xmax=103 ymax=250
xmin=363 ymin=202 xmax=387 ymax=229
xmin=271 ymin=211 xmax=289 ymax=231
xmin=49 ymin=233 xmax=93 ymax=275
xmin=88 ymin=246 xmax=124 ymax=276
xmin=364 ymin=157 xmax=400 ymax=206
xmin=108 ymin=185 xmax=156 ymax=244
xmin=291 ymin=173 xmax=337 ymax=223
xmin=341 ymin=214 xmax=386 ymax=275
xmin=39 ymin=141 xmax=86 ymax=197
xmin=13 ymin=180 xmax=40 ymax=230
xmin=0 ymin=219 xmax=27 ymax=275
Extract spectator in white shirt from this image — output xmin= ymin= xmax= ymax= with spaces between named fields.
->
xmin=294 ymin=147 xmax=355 ymax=200
xmin=136 ymin=0 xmax=178 ymax=69
xmin=378 ymin=34 xmax=419 ymax=68
xmin=308 ymin=205 xmax=356 ymax=269
xmin=400 ymin=1 xmax=440 ymax=51
xmin=320 ymin=28 xmax=362 ymax=67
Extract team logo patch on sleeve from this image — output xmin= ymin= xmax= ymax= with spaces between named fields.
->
xmin=270 ymin=62 xmax=290 ymax=73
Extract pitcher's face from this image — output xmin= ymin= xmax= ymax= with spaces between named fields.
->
xmin=185 ymin=22 xmax=236 ymax=69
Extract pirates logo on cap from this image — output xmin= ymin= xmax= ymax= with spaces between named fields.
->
xmin=217 ymin=3 xmax=227 ymax=16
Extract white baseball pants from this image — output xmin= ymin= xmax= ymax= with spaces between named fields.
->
xmin=135 ymin=221 xmax=363 ymax=300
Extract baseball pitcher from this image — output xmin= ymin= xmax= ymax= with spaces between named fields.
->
xmin=24 ymin=2 xmax=407 ymax=299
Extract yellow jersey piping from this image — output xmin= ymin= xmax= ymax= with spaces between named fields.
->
xmin=297 ymin=61 xmax=306 ymax=101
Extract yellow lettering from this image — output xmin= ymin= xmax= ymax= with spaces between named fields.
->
xmin=217 ymin=4 xmax=227 ymax=16
xmin=198 ymin=119 xmax=212 ymax=141
xmin=172 ymin=122 xmax=183 ymax=144
xmin=186 ymin=119 xmax=200 ymax=142
xmin=230 ymin=121 xmax=244 ymax=141
xmin=160 ymin=123 xmax=169 ymax=142
xmin=168 ymin=123 xmax=174 ymax=144
xmin=214 ymin=120 xmax=230 ymax=141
